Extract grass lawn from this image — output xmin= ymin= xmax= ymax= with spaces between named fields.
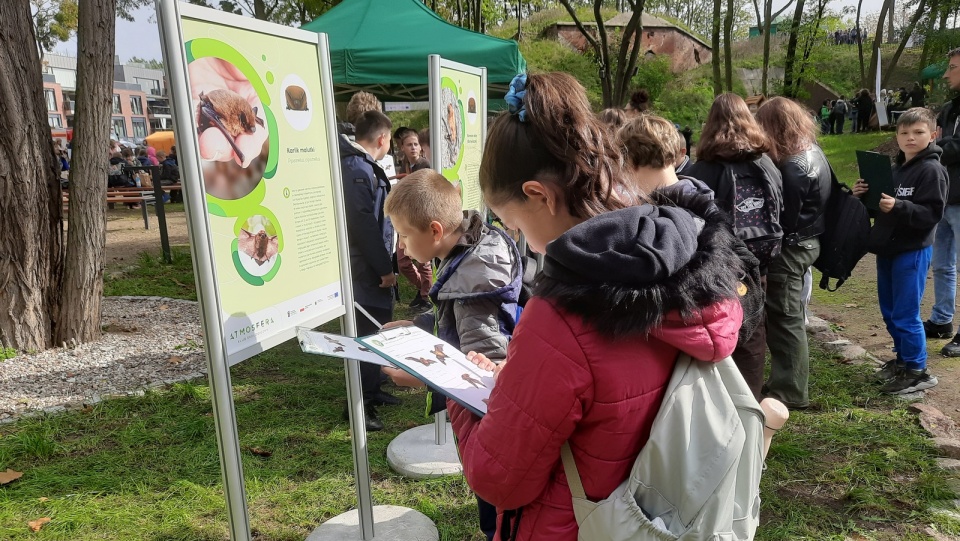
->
xmin=5 ymin=131 xmax=960 ymax=539
xmin=818 ymin=131 xmax=896 ymax=187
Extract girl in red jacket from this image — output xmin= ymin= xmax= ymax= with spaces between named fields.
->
xmin=447 ymin=72 xmax=747 ymax=541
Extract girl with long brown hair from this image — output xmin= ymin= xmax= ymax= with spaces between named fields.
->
xmin=447 ymin=73 xmax=746 ymax=540
xmin=755 ymin=97 xmax=831 ymax=410
xmin=687 ymin=92 xmax=784 ymax=400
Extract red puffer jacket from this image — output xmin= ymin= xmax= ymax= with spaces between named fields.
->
xmin=448 ymin=199 xmax=749 ymax=541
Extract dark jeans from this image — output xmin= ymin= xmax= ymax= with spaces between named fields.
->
xmin=354 ymin=304 xmax=393 ymax=398
xmin=733 ymin=274 xmax=767 ymax=401
xmin=830 ymin=112 xmax=845 ymax=134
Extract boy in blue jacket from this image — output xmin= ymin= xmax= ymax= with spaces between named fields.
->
xmin=382 ymin=169 xmax=522 ymax=541
xmin=854 ymin=107 xmax=948 ymax=394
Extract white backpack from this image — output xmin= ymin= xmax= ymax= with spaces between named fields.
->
xmin=560 ymin=354 xmax=765 ymax=540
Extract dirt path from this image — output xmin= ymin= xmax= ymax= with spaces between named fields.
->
xmin=811 ymin=253 xmax=960 ymax=423
xmin=83 ymin=207 xmax=191 ymax=271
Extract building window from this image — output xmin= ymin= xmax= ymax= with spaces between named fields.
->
xmin=48 ymin=114 xmax=63 ymax=128
xmin=44 ymin=89 xmax=57 ymax=112
xmin=132 ymin=118 xmax=148 ymax=138
xmin=135 ymin=77 xmax=161 ymax=96
xmin=112 ymin=94 xmax=122 ymax=114
xmin=130 ymin=95 xmax=143 ymax=115
xmin=112 ymin=117 xmax=126 ymax=138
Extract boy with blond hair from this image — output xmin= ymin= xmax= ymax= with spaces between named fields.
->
xmin=854 ymin=107 xmax=948 ymax=393
xmin=382 ymin=169 xmax=522 ymax=541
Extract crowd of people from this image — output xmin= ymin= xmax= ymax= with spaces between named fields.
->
xmin=329 ymin=47 xmax=960 ymax=541
xmin=830 ymin=27 xmax=866 ymax=45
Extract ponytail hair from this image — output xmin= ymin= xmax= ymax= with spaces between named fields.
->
xmin=480 ymin=72 xmax=635 ymax=218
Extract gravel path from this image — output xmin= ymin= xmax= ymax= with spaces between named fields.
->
xmin=0 ymin=296 xmax=206 ymax=423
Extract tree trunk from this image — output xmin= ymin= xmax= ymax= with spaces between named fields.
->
xmin=712 ymin=0 xmax=722 ymax=95
xmin=55 ymin=0 xmax=114 ymax=345
xmin=613 ymin=3 xmax=645 ymax=105
xmin=254 ymin=0 xmax=266 ymax=20
xmin=781 ymin=0 xmax=805 ymax=97
xmin=795 ymin=0 xmax=827 ymax=94
xmin=868 ymin=0 xmax=892 ymax=90
xmin=724 ymin=0 xmax=733 ymax=91
xmin=918 ymin=0 xmax=939 ymax=76
xmin=761 ymin=0 xmax=772 ymax=94
xmin=856 ymin=0 xmax=865 ymax=87
xmin=0 ymin=0 xmax=64 ymax=353
xmin=882 ymin=0 xmax=928 ymax=87
xmin=887 ymin=0 xmax=895 ymax=42
xmin=456 ymin=0 xmax=462 ymax=26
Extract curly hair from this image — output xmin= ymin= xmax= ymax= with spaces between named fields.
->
xmin=618 ymin=113 xmax=684 ymax=169
xmin=345 ymin=91 xmax=382 ymax=126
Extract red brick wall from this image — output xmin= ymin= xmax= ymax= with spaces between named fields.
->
xmin=42 ymin=81 xmax=65 ymax=127
xmin=547 ymin=23 xmax=712 ymax=73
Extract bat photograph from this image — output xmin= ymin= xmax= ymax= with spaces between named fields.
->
xmin=440 ymin=86 xmax=463 ymax=170
xmin=280 ymin=74 xmax=313 ymax=132
xmin=237 ymin=215 xmax=280 ymax=276
xmin=188 ymin=57 xmax=270 ymax=200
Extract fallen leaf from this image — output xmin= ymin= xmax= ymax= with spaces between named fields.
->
xmin=844 ymin=303 xmax=859 ymax=308
xmin=0 ymin=469 xmax=23 ymax=485
xmin=168 ymin=356 xmax=184 ymax=365
xmin=28 ymin=517 xmax=51 ymax=532
xmin=248 ymin=447 xmax=272 ymax=457
xmin=38 ymin=497 xmax=48 ymax=502
xmin=159 ymin=304 xmax=169 ymax=311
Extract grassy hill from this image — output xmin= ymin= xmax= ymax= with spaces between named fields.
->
xmin=487 ymin=10 xmax=934 ymax=130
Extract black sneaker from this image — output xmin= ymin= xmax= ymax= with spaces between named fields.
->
xmin=924 ymin=320 xmax=954 ymax=339
xmin=880 ymin=368 xmax=939 ymax=394
xmin=342 ymin=404 xmax=384 ymax=432
xmin=874 ymin=359 xmax=904 ymax=383
xmin=369 ymin=389 xmax=402 ymax=406
xmin=943 ymin=334 xmax=960 ymax=357
xmin=408 ymin=295 xmax=431 ymax=311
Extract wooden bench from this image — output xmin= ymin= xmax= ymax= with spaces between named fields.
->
xmin=62 ymin=188 xmax=157 ymax=230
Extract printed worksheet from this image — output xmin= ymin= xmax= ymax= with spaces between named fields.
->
xmin=358 ymin=326 xmax=493 ymax=416
xmin=297 ymin=328 xmax=395 ymax=368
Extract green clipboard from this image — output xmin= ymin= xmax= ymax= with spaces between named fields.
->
xmin=856 ymin=150 xmax=894 ymax=211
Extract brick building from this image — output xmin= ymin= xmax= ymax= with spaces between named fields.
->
xmin=542 ymin=12 xmax=712 ymax=73
xmin=42 ymin=74 xmax=66 ymax=130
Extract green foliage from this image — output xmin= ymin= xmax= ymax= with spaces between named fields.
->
xmin=631 ymin=56 xmax=672 ymax=104
xmin=103 ymin=248 xmax=197 ymax=300
xmin=655 ymin=76 xmax=714 ymax=130
xmin=0 ymin=348 xmax=16 ymax=361
xmin=127 ymin=56 xmax=163 ymax=69
xmin=520 ymin=38 xmax=603 ymax=106
xmin=31 ymin=0 xmax=78 ymax=54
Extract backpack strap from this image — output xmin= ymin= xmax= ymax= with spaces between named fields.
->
xmin=560 ymin=441 xmax=589 ymax=524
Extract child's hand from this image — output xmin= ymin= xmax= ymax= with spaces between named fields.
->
xmin=465 ymin=351 xmax=496 ymax=371
xmin=381 ymin=320 xmax=413 ymax=330
xmin=878 ymin=193 xmax=896 ymax=213
xmin=852 ymin=179 xmax=869 ymax=198
xmin=383 ymin=366 xmax=424 ymax=388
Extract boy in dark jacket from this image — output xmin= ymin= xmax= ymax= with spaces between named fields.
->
xmin=854 ymin=107 xmax=948 ymax=394
xmin=381 ymin=169 xmax=521 ymax=541
xmin=339 ymin=109 xmax=397 ymax=431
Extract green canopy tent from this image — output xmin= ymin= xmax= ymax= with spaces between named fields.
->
xmin=301 ymin=0 xmax=526 ymax=102
xmin=922 ymin=62 xmax=947 ymax=81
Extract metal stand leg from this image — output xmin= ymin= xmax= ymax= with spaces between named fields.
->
xmin=434 ymin=411 xmax=446 ymax=445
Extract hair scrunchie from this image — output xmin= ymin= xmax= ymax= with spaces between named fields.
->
xmin=505 ymin=73 xmax=528 ymax=122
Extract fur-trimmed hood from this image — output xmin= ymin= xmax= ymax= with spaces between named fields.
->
xmin=536 ymin=191 xmax=744 ymax=341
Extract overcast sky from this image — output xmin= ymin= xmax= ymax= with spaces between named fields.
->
xmin=53 ymin=0 xmax=890 ymax=65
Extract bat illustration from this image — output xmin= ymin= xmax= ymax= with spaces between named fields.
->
xmin=333 ymin=346 xmax=345 ymax=353
xmin=406 ymin=356 xmax=437 ymax=367
xmin=445 ymin=103 xmax=459 ymax=149
xmin=284 ymin=85 xmax=308 ymax=111
xmin=196 ymin=89 xmax=265 ymax=164
xmin=324 ymin=335 xmax=345 ymax=347
xmin=238 ymin=228 xmax=279 ymax=266
xmin=432 ymin=344 xmax=450 ymax=364
xmin=358 ymin=347 xmax=371 ymax=352
xmin=462 ymin=373 xmax=485 ymax=389
xmin=481 ymin=398 xmax=489 ymax=405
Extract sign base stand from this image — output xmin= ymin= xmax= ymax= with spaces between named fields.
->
xmin=307 ymin=505 xmax=438 ymax=541
xmin=386 ymin=423 xmax=462 ymax=479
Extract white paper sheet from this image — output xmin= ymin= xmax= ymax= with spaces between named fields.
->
xmin=297 ymin=328 xmax=395 ymax=367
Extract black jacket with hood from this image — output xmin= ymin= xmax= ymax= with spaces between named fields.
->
xmin=865 ymin=144 xmax=948 ymax=257
xmin=536 ymin=191 xmax=748 ymax=339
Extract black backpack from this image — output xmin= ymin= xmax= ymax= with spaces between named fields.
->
xmin=718 ymin=160 xmax=784 ymax=268
xmin=812 ymin=168 xmax=871 ymax=290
